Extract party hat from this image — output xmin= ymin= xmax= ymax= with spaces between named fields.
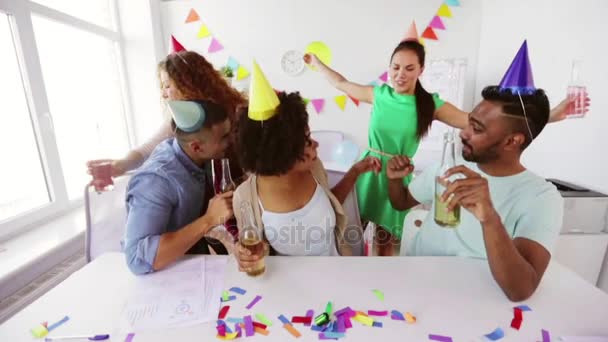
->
xmin=498 ymin=40 xmax=536 ymax=94
xmin=248 ymin=61 xmax=280 ymax=121
xmin=401 ymin=21 xmax=419 ymax=42
xmin=171 ymin=35 xmax=186 ymax=53
xmin=168 ymin=100 xmax=206 ymax=132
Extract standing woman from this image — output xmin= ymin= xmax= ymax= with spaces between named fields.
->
xmin=306 ymin=39 xmax=572 ymax=255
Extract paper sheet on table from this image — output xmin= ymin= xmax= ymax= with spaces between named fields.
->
xmin=115 ymin=257 xmax=226 ymax=332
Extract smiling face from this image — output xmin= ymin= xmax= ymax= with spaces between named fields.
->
xmin=389 ymin=49 xmax=424 ymax=95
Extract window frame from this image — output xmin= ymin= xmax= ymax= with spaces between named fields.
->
xmin=0 ymin=0 xmax=134 ymax=240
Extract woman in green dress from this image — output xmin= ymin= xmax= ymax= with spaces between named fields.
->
xmin=305 ymin=40 xmax=572 ymax=256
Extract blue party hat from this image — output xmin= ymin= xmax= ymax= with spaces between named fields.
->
xmin=499 ymin=40 xmax=536 ymax=94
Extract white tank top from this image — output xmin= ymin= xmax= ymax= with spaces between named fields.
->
xmin=260 ymin=182 xmax=338 ymax=256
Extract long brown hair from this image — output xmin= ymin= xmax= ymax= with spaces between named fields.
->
xmin=158 ymin=51 xmax=246 ymax=118
xmin=390 ymin=41 xmax=435 ymax=139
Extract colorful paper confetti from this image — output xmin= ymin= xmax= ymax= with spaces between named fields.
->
xmin=246 ymin=295 xmax=262 ymax=310
xmin=484 ymin=327 xmax=505 ymax=341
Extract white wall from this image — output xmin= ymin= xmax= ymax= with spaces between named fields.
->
xmin=158 ymin=0 xmax=482 ymax=159
xmin=475 ymin=0 xmax=608 ymax=194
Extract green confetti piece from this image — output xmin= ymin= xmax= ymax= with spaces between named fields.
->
xmin=255 ymin=313 xmax=273 ymax=327
xmin=372 ymin=289 xmax=384 ymax=301
xmin=325 ymin=301 xmax=333 ymax=315
xmin=222 ymin=290 xmax=230 ymax=301
xmin=31 ymin=324 xmax=48 ymax=338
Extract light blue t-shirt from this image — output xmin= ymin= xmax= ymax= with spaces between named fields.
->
xmin=407 ymin=158 xmax=563 ymax=258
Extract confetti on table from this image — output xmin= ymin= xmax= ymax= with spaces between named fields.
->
xmin=353 ymin=314 xmax=374 ymax=326
xmin=515 ymin=305 xmax=532 ymax=312
xmin=484 ymin=327 xmax=505 ymax=341
xmin=405 ymin=312 xmax=417 ymax=324
xmin=227 ymin=317 xmax=244 ymax=324
xmin=124 ymin=333 xmax=135 ymax=342
xmin=511 ymin=307 xmax=523 ymax=330
xmin=244 ymin=315 xmax=254 ymax=337
xmin=305 ymin=309 xmax=314 ymax=326
xmin=254 ymin=326 xmax=270 ymax=336
xmin=372 ymin=321 xmax=383 ymax=328
xmin=542 ymin=329 xmax=551 ymax=342
xmin=278 ymin=314 xmax=291 ymax=325
xmin=246 ymin=295 xmax=262 ymax=310
xmin=255 ymin=313 xmax=273 ymax=327
xmin=222 ymin=291 xmax=230 ymax=301
xmin=372 ymin=289 xmax=384 ymax=301
xmin=325 ymin=301 xmax=333 ymax=315
xmin=218 ymin=306 xmax=230 ymax=320
xmin=283 ymin=323 xmax=302 ymax=338
xmin=221 ymin=295 xmax=237 ymax=302
xmin=334 ymin=307 xmax=353 ymax=317
xmin=47 ymin=316 xmax=70 ymax=332
xmin=229 ymin=287 xmax=247 ymax=295
xmin=391 ymin=310 xmax=405 ymax=321
xmin=368 ymin=310 xmax=388 ymax=316
xmin=320 ymin=331 xmax=345 ymax=339
xmin=429 ymin=334 xmax=453 ymax=342
xmin=30 ymin=324 xmax=48 ymax=338
xmin=291 ymin=316 xmax=312 ymax=325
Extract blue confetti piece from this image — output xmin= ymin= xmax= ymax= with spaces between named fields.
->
xmin=229 ymin=287 xmax=246 ymax=295
xmin=321 ymin=331 xmax=345 ymax=339
xmin=226 ymin=317 xmax=244 ymax=324
xmin=484 ymin=327 xmax=505 ymax=341
xmin=220 ymin=295 xmax=237 ymax=302
xmin=391 ymin=310 xmax=404 ymax=319
xmin=515 ymin=305 xmax=532 ymax=312
xmin=311 ymin=325 xmax=326 ymax=332
xmin=47 ymin=316 xmax=70 ymax=332
xmin=372 ymin=321 xmax=383 ymax=328
xmin=278 ymin=314 xmax=291 ymax=325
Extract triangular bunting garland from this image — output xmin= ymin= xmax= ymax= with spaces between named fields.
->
xmin=303 ymin=98 xmax=311 ymax=106
xmin=419 ymin=37 xmax=426 ymax=46
xmin=437 ymin=4 xmax=453 ymax=18
xmin=208 ymin=38 xmax=224 ymax=53
xmin=311 ymin=99 xmax=325 ymax=114
xmin=185 ymin=9 xmax=200 ymax=23
xmin=349 ymin=95 xmax=360 ymax=106
xmin=227 ymin=57 xmax=239 ymax=71
xmin=334 ymin=95 xmax=347 ymax=111
xmin=422 ymin=27 xmax=439 ymax=40
xmin=429 ymin=16 xmax=446 ymax=30
xmin=197 ymin=24 xmax=211 ymax=39
xmin=445 ymin=0 xmax=461 ymax=7
xmin=171 ymin=35 xmax=186 ymax=53
xmin=379 ymin=71 xmax=389 ymax=83
xmin=236 ymin=65 xmax=250 ymax=80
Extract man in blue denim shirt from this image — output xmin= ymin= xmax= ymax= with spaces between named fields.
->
xmin=124 ymin=100 xmax=234 ymax=274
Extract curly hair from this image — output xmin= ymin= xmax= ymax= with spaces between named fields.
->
xmin=481 ymin=85 xmax=550 ymax=149
xmin=158 ymin=51 xmax=246 ymax=118
xmin=237 ymin=92 xmax=310 ymax=176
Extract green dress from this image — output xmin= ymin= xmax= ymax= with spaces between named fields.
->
xmin=356 ymin=84 xmax=445 ymax=239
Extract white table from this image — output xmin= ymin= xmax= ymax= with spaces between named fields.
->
xmin=1 ymin=253 xmax=608 ymax=341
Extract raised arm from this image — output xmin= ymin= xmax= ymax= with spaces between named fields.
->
xmin=304 ymin=53 xmax=374 ymax=104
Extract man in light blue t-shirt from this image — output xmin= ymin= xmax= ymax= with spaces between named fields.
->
xmin=386 ymin=85 xmax=563 ymax=301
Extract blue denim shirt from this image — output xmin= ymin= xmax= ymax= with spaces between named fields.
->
xmin=124 ymin=138 xmax=212 ymax=274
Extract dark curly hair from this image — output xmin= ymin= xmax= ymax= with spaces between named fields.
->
xmin=237 ymin=92 xmax=310 ymax=176
xmin=481 ymin=85 xmax=550 ymax=150
xmin=158 ymin=51 xmax=246 ymax=118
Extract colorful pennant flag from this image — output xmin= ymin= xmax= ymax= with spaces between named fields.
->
xmin=422 ymin=27 xmax=439 ymax=40
xmin=348 ymin=95 xmax=360 ymax=106
xmin=437 ymin=4 xmax=453 ymax=18
xmin=311 ymin=99 xmax=325 ymax=114
xmin=197 ymin=24 xmax=211 ymax=39
xmin=171 ymin=35 xmax=186 ymax=52
xmin=226 ymin=57 xmax=239 ymax=71
xmin=303 ymin=98 xmax=311 ymax=106
xmin=208 ymin=38 xmax=224 ymax=53
xmin=185 ymin=9 xmax=200 ymax=23
xmin=379 ymin=71 xmax=389 ymax=83
xmin=429 ymin=16 xmax=446 ymax=30
xmin=236 ymin=65 xmax=250 ymax=80
xmin=445 ymin=0 xmax=461 ymax=6
xmin=335 ymin=95 xmax=347 ymax=111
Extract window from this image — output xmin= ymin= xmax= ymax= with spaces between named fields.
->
xmin=0 ymin=0 xmax=132 ymax=237
xmin=0 ymin=14 xmax=49 ymax=222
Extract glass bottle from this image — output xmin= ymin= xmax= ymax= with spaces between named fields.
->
xmin=219 ymin=158 xmax=236 ymax=193
xmin=566 ymin=60 xmax=588 ymax=118
xmin=239 ymin=202 xmax=265 ymax=277
xmin=434 ymin=131 xmax=460 ymax=227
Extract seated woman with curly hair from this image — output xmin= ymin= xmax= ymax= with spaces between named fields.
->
xmin=232 ymin=64 xmax=380 ymax=272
